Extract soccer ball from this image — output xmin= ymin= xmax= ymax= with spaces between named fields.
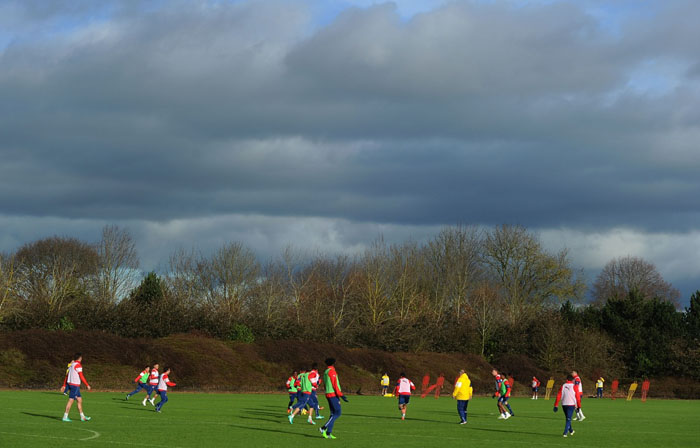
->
xmin=301 ymin=409 xmax=308 ymax=415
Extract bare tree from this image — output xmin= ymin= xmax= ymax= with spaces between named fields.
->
xmin=201 ymin=242 xmax=260 ymax=321
xmin=357 ymin=238 xmax=392 ymax=333
xmin=593 ymin=256 xmax=680 ymax=306
xmin=483 ymin=225 xmax=584 ymax=325
xmin=14 ymin=236 xmax=99 ymax=321
xmin=0 ymin=254 xmax=18 ymax=323
xmin=468 ymin=281 xmax=502 ymax=356
xmin=95 ymin=225 xmax=140 ymax=303
xmin=425 ymin=226 xmax=482 ymax=322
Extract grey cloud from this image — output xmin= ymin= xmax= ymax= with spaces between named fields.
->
xmin=1 ymin=0 xmax=700 ymax=299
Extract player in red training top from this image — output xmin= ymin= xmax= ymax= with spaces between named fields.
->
xmin=60 ymin=353 xmax=92 ymax=422
xmin=571 ymin=371 xmax=586 ymax=421
xmin=143 ymin=363 xmax=160 ymax=407
xmin=154 ymin=367 xmax=177 ymax=413
xmin=286 ymin=371 xmax=298 ymax=413
xmin=531 ymin=376 xmax=541 ymax=400
xmin=554 ymin=374 xmax=582 ymax=437
xmin=394 ymin=373 xmax=416 ymax=420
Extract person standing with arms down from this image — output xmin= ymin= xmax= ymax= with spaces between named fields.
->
xmin=320 ymin=358 xmax=348 ymax=439
xmin=554 ymin=374 xmax=581 ymax=437
xmin=126 ymin=366 xmax=150 ymax=400
xmin=381 ymin=373 xmax=390 ymax=395
xmin=452 ymin=369 xmax=473 ymax=425
xmin=60 ymin=353 xmax=91 ymax=422
xmin=394 ymin=373 xmax=416 ymax=420
xmin=532 ymin=376 xmax=541 ymax=399
xmin=154 ymin=367 xmax=176 ymax=413
xmin=571 ymin=371 xmax=585 ymax=420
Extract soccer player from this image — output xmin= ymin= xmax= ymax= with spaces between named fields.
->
xmin=62 ymin=359 xmax=73 ymax=395
xmin=320 ymin=358 xmax=348 ymax=439
xmin=491 ymin=369 xmax=511 ymax=419
xmin=286 ymin=371 xmax=298 ymax=413
xmin=381 ymin=372 xmax=390 ymax=395
xmin=572 ymin=370 xmax=585 ymax=420
xmin=154 ymin=367 xmax=176 ymax=413
xmin=452 ymin=369 xmax=472 ymax=425
xmin=394 ymin=373 xmax=416 ymax=420
xmin=60 ymin=353 xmax=91 ymax=422
xmin=288 ymin=368 xmax=315 ymax=424
xmin=308 ymin=363 xmax=324 ymax=420
xmin=126 ymin=366 xmax=150 ymax=400
xmin=553 ymin=374 xmax=581 ymax=437
xmin=143 ymin=363 xmax=160 ymax=406
xmin=501 ymin=375 xmax=515 ymax=417
xmin=532 ymin=376 xmax=541 ymax=399
xmin=596 ymin=377 xmax=605 ymax=398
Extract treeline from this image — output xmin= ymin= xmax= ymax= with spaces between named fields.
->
xmin=1 ymin=224 xmax=698 ymax=381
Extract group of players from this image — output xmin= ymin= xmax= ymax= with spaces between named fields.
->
xmin=284 ymin=364 xmax=590 ymax=438
xmin=59 ymin=354 xmax=177 ymax=422
xmin=286 ymin=358 xmax=349 ymax=439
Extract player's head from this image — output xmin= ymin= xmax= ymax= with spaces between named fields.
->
xmin=491 ymin=369 xmax=499 ymax=377
xmin=325 ymin=358 xmax=335 ymax=366
xmin=163 ymin=367 xmax=171 ymax=374
xmin=145 ymin=366 xmax=150 ymax=370
xmin=566 ymin=374 xmax=574 ymax=381
xmin=74 ymin=352 xmax=82 ymax=362
xmin=571 ymin=370 xmax=578 ymax=377
xmin=399 ymin=372 xmax=406 ymax=378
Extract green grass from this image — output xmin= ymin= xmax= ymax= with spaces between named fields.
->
xmin=0 ymin=390 xmax=698 ymax=447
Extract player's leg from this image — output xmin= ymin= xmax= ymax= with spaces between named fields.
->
xmin=63 ymin=397 xmax=75 ymax=421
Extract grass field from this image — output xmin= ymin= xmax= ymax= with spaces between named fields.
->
xmin=0 ymin=390 xmax=698 ymax=447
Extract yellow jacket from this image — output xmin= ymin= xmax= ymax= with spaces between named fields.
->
xmin=381 ymin=375 xmax=389 ymax=386
xmin=453 ymin=373 xmax=473 ymax=400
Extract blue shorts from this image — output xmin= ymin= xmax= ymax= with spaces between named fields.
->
xmin=398 ymin=395 xmax=410 ymax=405
xmin=293 ymin=393 xmax=311 ymax=410
xmin=67 ymin=384 xmax=81 ymax=399
xmin=498 ymin=395 xmax=509 ymax=404
xmin=532 ymin=387 xmax=539 ymax=392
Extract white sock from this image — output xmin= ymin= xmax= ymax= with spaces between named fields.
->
xmin=63 ymin=413 xmax=68 ymax=419
xmin=80 ymin=413 xmax=85 ymax=418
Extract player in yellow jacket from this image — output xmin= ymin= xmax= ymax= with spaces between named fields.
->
xmin=452 ymin=369 xmax=473 ymax=425
xmin=381 ymin=373 xmax=390 ymax=395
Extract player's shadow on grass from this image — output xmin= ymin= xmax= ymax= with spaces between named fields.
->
xmin=468 ymin=426 xmax=557 ymax=437
xmin=21 ymin=412 xmax=62 ymax=421
xmin=344 ymin=412 xmax=452 ymax=424
xmin=118 ymin=406 xmax=156 ymax=412
xmin=229 ymin=423 xmax=318 ymax=439
xmin=238 ymin=413 xmax=286 ymax=424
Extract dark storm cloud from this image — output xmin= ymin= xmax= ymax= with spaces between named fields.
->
xmin=1 ymin=0 xmax=700 ymax=236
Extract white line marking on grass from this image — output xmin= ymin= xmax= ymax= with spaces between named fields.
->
xmin=0 ymin=430 xmax=183 ymax=447
xmin=79 ymin=428 xmax=101 ymax=440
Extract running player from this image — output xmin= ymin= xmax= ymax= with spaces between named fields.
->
xmin=126 ymin=366 xmax=150 ymax=400
xmin=154 ymin=367 xmax=176 ymax=413
xmin=143 ymin=363 xmax=159 ymax=406
xmin=500 ymin=375 xmax=515 ymax=417
xmin=60 ymin=353 xmax=92 ymax=422
xmin=308 ymin=363 xmax=324 ymax=420
xmin=286 ymin=371 xmax=298 ymax=413
xmin=320 ymin=358 xmax=348 ymax=439
xmin=288 ymin=368 xmax=314 ymax=424
xmin=572 ymin=370 xmax=585 ymax=420
xmin=395 ymin=373 xmax=416 ymax=420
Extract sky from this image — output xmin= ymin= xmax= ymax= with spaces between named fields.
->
xmin=1 ymin=0 xmax=699 ymax=305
